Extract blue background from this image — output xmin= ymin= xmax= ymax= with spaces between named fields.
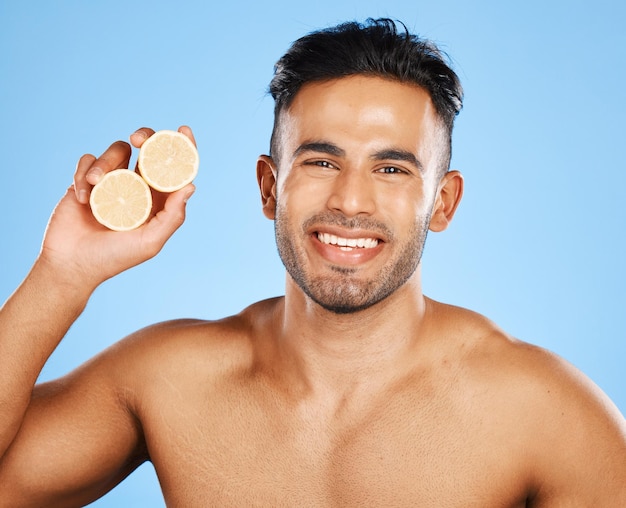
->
xmin=1 ymin=1 xmax=624 ymax=505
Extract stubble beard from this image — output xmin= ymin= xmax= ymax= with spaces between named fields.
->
xmin=274 ymin=206 xmax=431 ymax=314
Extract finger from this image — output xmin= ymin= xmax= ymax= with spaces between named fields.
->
xmin=149 ymin=187 xmax=168 ymax=219
xmin=178 ymin=125 xmax=197 ymax=147
xmin=74 ymin=154 xmax=96 ymax=204
xmin=141 ymin=183 xmax=196 ymax=258
xmin=86 ymin=140 xmax=132 ymax=186
xmin=129 ymin=127 xmax=156 ymax=149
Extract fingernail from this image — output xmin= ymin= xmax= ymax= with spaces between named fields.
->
xmin=133 ymin=130 xmax=147 ymax=140
xmin=183 ymin=187 xmax=195 ymax=203
xmin=78 ymin=189 xmax=89 ymax=204
xmin=88 ymin=166 xmax=103 ymax=177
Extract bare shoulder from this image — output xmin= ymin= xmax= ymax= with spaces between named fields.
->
xmin=95 ymin=297 xmax=282 ymax=387
xmin=433 ymin=299 xmax=625 ymax=430
xmin=430 ymin=299 xmax=626 ymax=504
xmin=0 ymin=298 xmax=280 ymax=506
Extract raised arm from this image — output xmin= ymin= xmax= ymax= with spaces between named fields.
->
xmin=0 ymin=127 xmax=195 ymax=503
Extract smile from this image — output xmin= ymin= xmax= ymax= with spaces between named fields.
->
xmin=317 ymin=232 xmax=379 ymax=251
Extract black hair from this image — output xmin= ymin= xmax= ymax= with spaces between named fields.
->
xmin=268 ymin=18 xmax=463 ymax=174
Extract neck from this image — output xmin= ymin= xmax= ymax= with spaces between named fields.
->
xmin=271 ymin=270 xmax=429 ymax=400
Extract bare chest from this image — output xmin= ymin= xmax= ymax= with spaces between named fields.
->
xmin=141 ymin=385 xmax=531 ymax=507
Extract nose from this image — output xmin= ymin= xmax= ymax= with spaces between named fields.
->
xmin=326 ymin=167 xmax=376 ymax=217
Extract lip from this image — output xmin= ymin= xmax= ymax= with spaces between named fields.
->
xmin=308 ymin=223 xmax=387 ymax=241
xmin=308 ymin=226 xmax=385 ymax=266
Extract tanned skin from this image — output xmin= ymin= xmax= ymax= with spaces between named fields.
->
xmin=0 ymin=77 xmax=624 ymax=507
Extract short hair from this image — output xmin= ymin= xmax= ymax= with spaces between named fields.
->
xmin=268 ymin=18 xmax=464 ymax=175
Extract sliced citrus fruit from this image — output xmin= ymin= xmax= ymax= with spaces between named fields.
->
xmin=137 ymin=130 xmax=199 ymax=192
xmin=89 ymin=169 xmax=152 ymax=231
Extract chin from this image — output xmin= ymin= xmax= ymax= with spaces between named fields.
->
xmin=303 ymin=278 xmax=394 ymax=315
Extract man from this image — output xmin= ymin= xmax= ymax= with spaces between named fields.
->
xmin=0 ymin=18 xmax=624 ymax=507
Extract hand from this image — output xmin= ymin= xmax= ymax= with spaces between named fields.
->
xmin=39 ymin=126 xmax=196 ymax=291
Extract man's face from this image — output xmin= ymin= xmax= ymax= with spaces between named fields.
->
xmin=269 ymin=76 xmax=446 ymax=314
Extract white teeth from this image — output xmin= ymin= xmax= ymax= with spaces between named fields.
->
xmin=317 ymin=232 xmax=379 ymax=249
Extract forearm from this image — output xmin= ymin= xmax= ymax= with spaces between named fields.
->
xmin=0 ymin=256 xmax=93 ymax=456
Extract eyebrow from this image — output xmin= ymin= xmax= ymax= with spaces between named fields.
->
xmin=292 ymin=142 xmax=345 ymax=158
xmin=371 ymin=149 xmax=424 ymax=172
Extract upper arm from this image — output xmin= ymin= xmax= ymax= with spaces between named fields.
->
xmin=528 ymin=352 xmax=626 ymax=506
xmin=0 ymin=341 xmax=148 ymax=507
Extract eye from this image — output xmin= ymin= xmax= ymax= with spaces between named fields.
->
xmin=377 ymin=166 xmax=406 ymax=175
xmin=306 ymin=160 xmax=336 ymax=169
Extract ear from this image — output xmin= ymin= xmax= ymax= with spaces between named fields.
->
xmin=256 ymin=155 xmax=278 ymax=220
xmin=429 ymin=170 xmax=463 ymax=232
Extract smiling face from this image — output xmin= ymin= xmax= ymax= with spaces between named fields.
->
xmin=259 ymin=75 xmax=459 ymax=314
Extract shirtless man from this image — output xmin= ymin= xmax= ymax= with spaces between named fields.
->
xmin=0 ymin=18 xmax=624 ymax=507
